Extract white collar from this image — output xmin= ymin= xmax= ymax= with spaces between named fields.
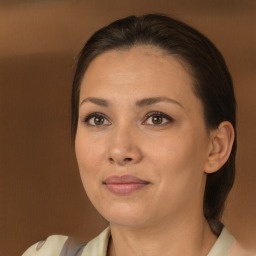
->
xmin=81 ymin=226 xmax=235 ymax=256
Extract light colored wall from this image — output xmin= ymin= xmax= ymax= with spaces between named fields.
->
xmin=0 ymin=1 xmax=255 ymax=255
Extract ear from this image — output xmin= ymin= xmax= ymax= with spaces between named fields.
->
xmin=204 ymin=121 xmax=235 ymax=174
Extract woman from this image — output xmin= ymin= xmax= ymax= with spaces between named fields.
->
xmin=23 ymin=14 xmax=254 ymax=256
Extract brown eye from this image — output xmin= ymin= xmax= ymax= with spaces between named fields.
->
xmin=83 ymin=113 xmax=111 ymax=126
xmin=143 ymin=112 xmax=174 ymax=126
xmin=152 ymin=115 xmax=163 ymax=124
xmin=93 ymin=116 xmax=104 ymax=125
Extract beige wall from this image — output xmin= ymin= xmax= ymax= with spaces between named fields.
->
xmin=0 ymin=1 xmax=255 ymax=255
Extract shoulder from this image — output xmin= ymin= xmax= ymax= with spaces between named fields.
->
xmin=22 ymin=235 xmax=68 ymax=256
xmin=210 ymin=227 xmax=256 ymax=256
xmin=22 ymin=227 xmax=110 ymax=256
xmin=228 ymin=241 xmax=256 ymax=256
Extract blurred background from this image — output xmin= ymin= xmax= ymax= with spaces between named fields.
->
xmin=0 ymin=0 xmax=255 ymax=255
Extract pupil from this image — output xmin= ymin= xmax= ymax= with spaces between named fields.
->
xmin=94 ymin=117 xmax=104 ymax=125
xmin=153 ymin=116 xmax=162 ymax=124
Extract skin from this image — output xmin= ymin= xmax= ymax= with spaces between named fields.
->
xmin=229 ymin=241 xmax=256 ymax=256
xmin=75 ymin=46 xmax=234 ymax=256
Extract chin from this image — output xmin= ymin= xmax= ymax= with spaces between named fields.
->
xmin=107 ymin=215 xmax=149 ymax=228
xmin=96 ymin=203 xmax=151 ymax=228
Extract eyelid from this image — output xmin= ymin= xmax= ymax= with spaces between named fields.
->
xmin=82 ymin=111 xmax=174 ymax=127
xmin=142 ymin=111 xmax=174 ymax=125
xmin=82 ymin=112 xmax=111 ymax=126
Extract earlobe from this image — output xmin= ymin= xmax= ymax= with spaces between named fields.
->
xmin=204 ymin=121 xmax=235 ymax=174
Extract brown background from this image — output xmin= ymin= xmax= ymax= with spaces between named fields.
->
xmin=0 ymin=0 xmax=255 ymax=255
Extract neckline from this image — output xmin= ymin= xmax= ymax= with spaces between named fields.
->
xmin=83 ymin=226 xmax=235 ymax=256
xmin=207 ymin=227 xmax=235 ymax=256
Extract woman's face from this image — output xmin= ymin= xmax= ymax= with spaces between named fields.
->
xmin=75 ymin=46 xmax=214 ymax=228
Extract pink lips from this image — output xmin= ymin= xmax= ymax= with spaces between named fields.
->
xmin=103 ymin=175 xmax=150 ymax=195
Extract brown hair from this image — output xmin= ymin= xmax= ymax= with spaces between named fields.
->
xmin=71 ymin=14 xmax=237 ymax=226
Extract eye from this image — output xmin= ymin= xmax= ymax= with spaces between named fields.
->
xmin=83 ymin=112 xmax=111 ymax=126
xmin=143 ymin=111 xmax=174 ymax=126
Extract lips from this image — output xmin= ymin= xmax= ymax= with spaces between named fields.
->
xmin=103 ymin=175 xmax=150 ymax=195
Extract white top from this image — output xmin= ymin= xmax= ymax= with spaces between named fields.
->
xmin=22 ymin=227 xmax=240 ymax=256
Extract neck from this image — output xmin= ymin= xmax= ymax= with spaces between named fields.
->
xmin=108 ymin=213 xmax=217 ymax=256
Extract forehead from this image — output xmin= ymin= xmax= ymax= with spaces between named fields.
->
xmin=84 ymin=46 xmax=190 ymax=78
xmin=81 ymin=46 xmax=193 ymax=92
xmin=79 ymin=46 xmax=201 ymax=113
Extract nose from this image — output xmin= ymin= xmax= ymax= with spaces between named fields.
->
xmin=106 ymin=125 xmax=143 ymax=166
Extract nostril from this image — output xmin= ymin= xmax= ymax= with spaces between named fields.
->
xmin=109 ymin=157 xmax=133 ymax=164
xmin=109 ymin=158 xmax=114 ymax=163
xmin=124 ymin=158 xmax=132 ymax=162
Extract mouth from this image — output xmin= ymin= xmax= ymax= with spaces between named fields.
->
xmin=103 ymin=175 xmax=150 ymax=195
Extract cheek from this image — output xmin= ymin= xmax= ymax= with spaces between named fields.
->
xmin=151 ymin=131 xmax=208 ymax=190
xmin=75 ymin=132 xmax=106 ymax=189
xmin=148 ymin=132 xmax=194 ymax=166
xmin=159 ymin=125 xmax=209 ymax=166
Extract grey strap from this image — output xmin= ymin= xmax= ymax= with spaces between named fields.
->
xmin=60 ymin=237 xmax=87 ymax=256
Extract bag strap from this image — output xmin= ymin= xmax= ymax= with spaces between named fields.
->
xmin=60 ymin=237 xmax=87 ymax=256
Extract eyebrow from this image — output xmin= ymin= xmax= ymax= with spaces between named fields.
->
xmin=135 ymin=97 xmax=183 ymax=108
xmin=80 ymin=96 xmax=183 ymax=108
xmin=80 ymin=97 xmax=109 ymax=107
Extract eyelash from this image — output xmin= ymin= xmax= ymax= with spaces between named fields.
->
xmin=82 ymin=111 xmax=174 ymax=127
xmin=143 ymin=111 xmax=174 ymax=126
xmin=83 ymin=112 xmax=110 ymax=127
